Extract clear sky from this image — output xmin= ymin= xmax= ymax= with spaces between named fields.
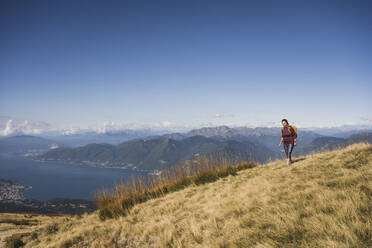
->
xmin=1 ymin=0 xmax=371 ymax=129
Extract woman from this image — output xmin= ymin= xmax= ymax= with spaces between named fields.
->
xmin=278 ymin=119 xmax=297 ymax=165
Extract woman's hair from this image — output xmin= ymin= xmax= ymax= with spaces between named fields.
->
xmin=282 ymin=119 xmax=289 ymax=124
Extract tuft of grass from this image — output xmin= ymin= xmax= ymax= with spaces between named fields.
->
xmin=5 ymin=233 xmax=26 ymax=248
xmin=94 ymin=154 xmax=257 ymax=220
xmin=44 ymin=222 xmax=59 ymax=235
xmin=60 ymin=235 xmax=83 ymax=248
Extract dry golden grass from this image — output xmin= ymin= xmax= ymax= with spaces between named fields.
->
xmin=95 ymin=154 xmax=258 ymax=220
xmin=0 ymin=213 xmax=68 ymax=248
xmin=12 ymin=142 xmax=372 ymax=247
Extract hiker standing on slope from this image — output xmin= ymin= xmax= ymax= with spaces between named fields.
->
xmin=278 ymin=119 xmax=297 ymax=166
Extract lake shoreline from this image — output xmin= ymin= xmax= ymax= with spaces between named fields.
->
xmin=0 ymin=155 xmax=149 ymax=202
xmin=32 ymin=157 xmax=163 ymax=175
xmin=0 ymin=178 xmax=96 ymax=215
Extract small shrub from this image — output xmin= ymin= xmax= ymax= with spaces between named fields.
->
xmin=359 ymin=185 xmax=372 ymax=198
xmin=45 ymin=222 xmax=59 ymax=234
xmin=30 ymin=231 xmax=38 ymax=240
xmin=98 ymin=208 xmax=113 ymax=221
xmin=5 ymin=234 xmax=25 ymax=248
xmin=60 ymin=236 xmax=83 ymax=248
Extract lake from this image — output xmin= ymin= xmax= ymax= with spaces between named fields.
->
xmin=0 ymin=154 xmax=148 ymax=201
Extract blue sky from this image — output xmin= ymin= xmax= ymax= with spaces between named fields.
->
xmin=1 ymin=0 xmax=371 ymax=129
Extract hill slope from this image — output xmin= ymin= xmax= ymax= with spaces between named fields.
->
xmin=13 ymin=143 xmax=372 ymax=247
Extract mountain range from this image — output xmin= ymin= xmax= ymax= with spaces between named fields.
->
xmin=35 ymin=125 xmax=372 ymax=171
xmin=2 ymin=125 xmax=371 ymax=171
xmin=294 ymin=132 xmax=372 ymax=155
xmin=35 ymin=135 xmax=275 ymax=171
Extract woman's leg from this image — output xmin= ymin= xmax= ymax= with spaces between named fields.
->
xmin=283 ymin=143 xmax=290 ymax=164
xmin=288 ymin=143 xmax=294 ymax=162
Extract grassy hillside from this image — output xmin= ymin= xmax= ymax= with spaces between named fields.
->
xmin=0 ymin=213 xmax=68 ymax=248
xmin=7 ymin=142 xmax=372 ymax=247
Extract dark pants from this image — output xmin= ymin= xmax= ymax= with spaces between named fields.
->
xmin=283 ymin=143 xmax=294 ymax=161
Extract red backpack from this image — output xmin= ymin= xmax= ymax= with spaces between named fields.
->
xmin=282 ymin=125 xmax=297 ymax=136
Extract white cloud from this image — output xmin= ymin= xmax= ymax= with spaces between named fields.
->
xmin=3 ymin=119 xmax=14 ymax=136
xmin=214 ymin=113 xmax=235 ymax=119
xmin=2 ymin=115 xmax=372 ymax=137
xmin=97 ymin=120 xmax=116 ymax=134
xmin=0 ymin=119 xmax=44 ymax=136
xmin=61 ymin=126 xmax=81 ymax=135
xmin=161 ymin=121 xmax=174 ymax=127
xmin=94 ymin=120 xmax=179 ymax=134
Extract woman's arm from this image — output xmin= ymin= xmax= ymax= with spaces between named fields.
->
xmin=278 ymin=137 xmax=283 ymax=147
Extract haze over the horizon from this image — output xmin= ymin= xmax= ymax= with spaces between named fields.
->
xmin=1 ymin=0 xmax=371 ymax=130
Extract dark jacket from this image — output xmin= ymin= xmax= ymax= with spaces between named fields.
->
xmin=281 ymin=126 xmax=297 ymax=144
